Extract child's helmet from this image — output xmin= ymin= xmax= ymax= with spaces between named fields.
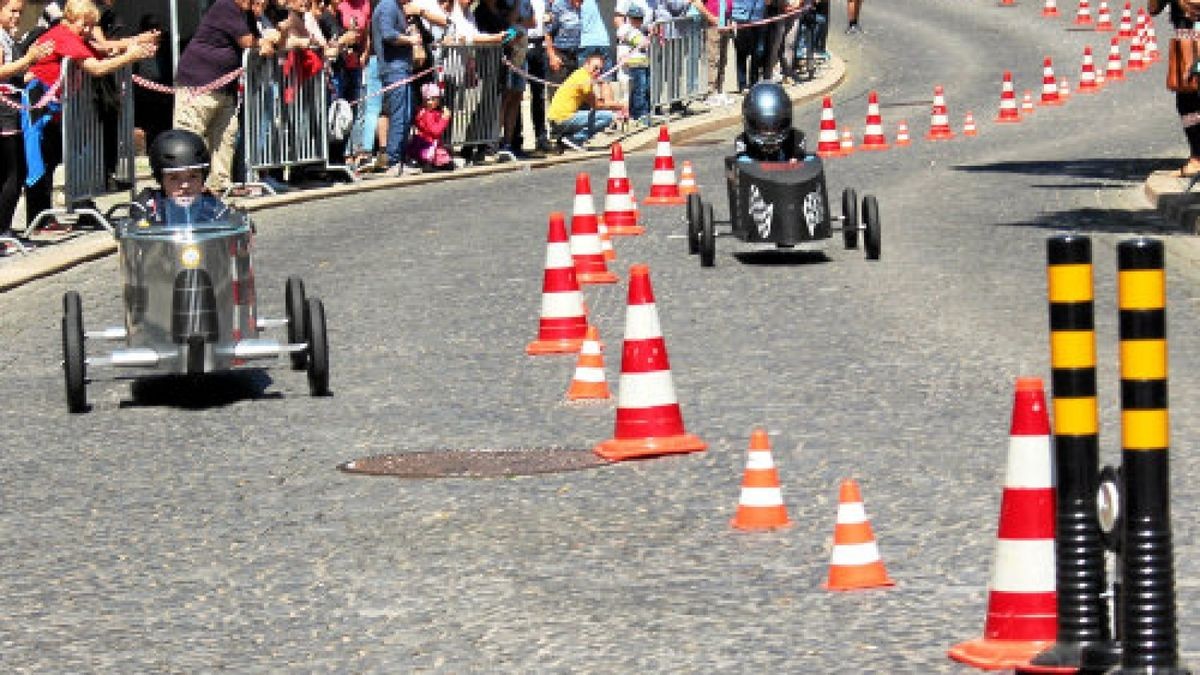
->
xmin=149 ymin=129 xmax=211 ymax=183
xmin=742 ymin=82 xmax=791 ymax=153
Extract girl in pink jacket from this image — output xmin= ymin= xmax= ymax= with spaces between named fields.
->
xmin=407 ymin=82 xmax=454 ymax=170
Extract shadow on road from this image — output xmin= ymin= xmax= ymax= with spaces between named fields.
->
xmin=952 ymin=157 xmax=1179 ymax=182
xmin=120 ymin=370 xmax=281 ymax=410
xmin=994 ymin=206 xmax=1181 ymax=236
xmin=731 ymin=250 xmax=833 ymax=265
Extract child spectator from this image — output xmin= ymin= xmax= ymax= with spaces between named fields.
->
xmin=407 ymin=82 xmax=454 ymax=171
xmin=614 ymin=3 xmax=650 ymax=125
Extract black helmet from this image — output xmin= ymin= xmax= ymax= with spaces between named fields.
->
xmin=149 ymin=129 xmax=211 ymax=183
xmin=743 ymin=82 xmax=792 ymax=152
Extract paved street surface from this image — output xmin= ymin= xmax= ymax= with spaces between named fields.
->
xmin=3 ymin=0 xmax=1199 ymax=671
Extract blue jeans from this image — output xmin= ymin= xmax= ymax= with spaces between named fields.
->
xmin=555 ymin=109 xmax=616 ymax=145
xmin=628 ymin=66 xmax=651 ymax=123
xmin=793 ymin=9 xmax=829 ymax=58
xmin=356 ymin=57 xmax=383 ymax=155
xmin=733 ymin=24 xmax=766 ymax=91
xmin=381 ymin=69 xmax=412 ymax=166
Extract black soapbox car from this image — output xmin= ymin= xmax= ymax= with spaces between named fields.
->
xmin=685 ymin=155 xmax=880 ymax=267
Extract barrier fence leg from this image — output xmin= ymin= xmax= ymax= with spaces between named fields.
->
xmin=1114 ymin=238 xmax=1190 ymax=675
xmin=1032 ymin=234 xmax=1120 ymax=671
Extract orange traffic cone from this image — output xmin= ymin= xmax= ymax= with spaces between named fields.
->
xmin=603 ymin=143 xmax=644 ymax=236
xmin=678 ymin=161 xmax=698 ymax=196
xmin=1144 ymin=23 xmax=1160 ymax=62
xmin=860 ymin=90 xmax=890 ymax=150
xmin=963 ymin=111 xmax=978 ymax=136
xmin=527 ymin=212 xmax=588 ymax=355
xmin=730 ymin=429 xmax=791 ymax=530
xmin=566 ymin=325 xmax=610 ymax=400
xmin=1105 ymin=36 xmax=1124 ymax=80
xmin=996 ymin=70 xmax=1021 ymax=123
xmin=1127 ymin=34 xmax=1145 ymax=70
xmin=824 ymin=479 xmax=894 ymax=591
xmin=1039 ymin=56 xmax=1061 ymax=106
xmin=1057 ymin=77 xmax=1071 ymax=102
xmin=894 ymin=120 xmax=911 ymax=146
xmin=598 ymin=221 xmax=616 ymax=262
xmin=816 ymin=96 xmax=842 ymax=157
xmin=570 ymin=173 xmax=619 ymax=285
xmin=1117 ymin=0 xmax=1133 ymax=37
xmin=594 ymin=264 xmax=706 ymax=462
xmin=644 ymin=126 xmax=685 ymax=206
xmin=927 ymin=85 xmax=955 ymax=140
xmin=1042 ymin=0 xmax=1058 ymax=17
xmin=947 ymin=377 xmax=1058 ymax=670
xmin=1021 ymin=90 xmax=1036 ymax=115
xmin=1078 ymin=45 xmax=1100 ymax=92
xmin=1074 ymin=0 xmax=1092 ymax=24
xmin=1095 ymin=0 xmax=1113 ymax=30
xmin=839 ymin=126 xmax=855 ymax=155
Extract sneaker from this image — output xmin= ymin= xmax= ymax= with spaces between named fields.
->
xmin=536 ymin=137 xmax=555 ymax=153
xmin=559 ymin=137 xmax=585 ymax=153
xmin=845 ymin=22 xmax=862 ymax=34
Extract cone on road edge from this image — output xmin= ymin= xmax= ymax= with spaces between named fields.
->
xmin=817 ymin=96 xmax=842 ymax=157
xmin=603 ymin=143 xmax=645 ymax=236
xmin=570 ymin=172 xmax=619 ymax=285
xmin=1040 ymin=57 xmax=1062 ymax=106
xmin=1105 ymin=37 xmax=1125 ymax=80
xmin=947 ymin=377 xmax=1058 ymax=670
xmin=894 ymin=120 xmax=911 ymax=146
xmin=839 ymin=126 xmax=856 ymax=155
xmin=1074 ymin=0 xmax=1093 ymax=24
xmin=731 ymin=429 xmax=792 ymax=531
xmin=644 ymin=126 xmax=685 ymax=206
xmin=679 ymin=161 xmax=699 ymax=196
xmin=1095 ymin=0 xmax=1113 ymax=30
xmin=860 ymin=90 xmax=890 ymax=150
xmin=1021 ymin=90 xmax=1036 ymax=114
xmin=527 ymin=212 xmax=588 ymax=355
xmin=1042 ymin=0 xmax=1058 ymax=17
xmin=567 ymin=325 xmax=610 ymax=400
xmin=594 ymin=264 xmax=707 ymax=462
xmin=824 ymin=479 xmax=895 ymax=591
xmin=996 ymin=71 xmax=1022 ymax=123
xmin=963 ymin=111 xmax=978 ymax=136
xmin=1078 ymin=46 xmax=1100 ymax=92
xmin=927 ymin=85 xmax=955 ymax=140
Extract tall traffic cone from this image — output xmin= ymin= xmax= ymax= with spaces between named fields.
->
xmin=1039 ymin=57 xmax=1061 ymax=106
xmin=1105 ymin=36 xmax=1124 ymax=80
xmin=1095 ymin=0 xmax=1113 ymax=30
xmin=644 ymin=126 xmax=685 ymax=206
xmin=1074 ymin=0 xmax=1092 ymax=24
xmin=1078 ymin=45 xmax=1100 ymax=92
xmin=731 ymin=429 xmax=792 ymax=531
xmin=816 ymin=96 xmax=842 ymax=157
xmin=1126 ymin=34 xmax=1145 ymax=71
xmin=678 ymin=161 xmax=698 ymax=196
xmin=824 ymin=479 xmax=895 ymax=591
xmin=527 ymin=212 xmax=588 ymax=355
xmin=569 ymin=173 xmax=619 ymax=285
xmin=860 ymin=90 xmax=890 ymax=150
xmin=996 ymin=70 xmax=1022 ymax=123
xmin=603 ymin=143 xmax=645 ymax=236
xmin=839 ymin=126 xmax=855 ymax=155
xmin=598 ymin=220 xmax=616 ymax=262
xmin=1117 ymin=1 xmax=1133 ymax=38
xmin=963 ymin=111 xmax=978 ymax=136
xmin=947 ymin=377 xmax=1058 ymax=670
xmin=894 ymin=120 xmax=911 ymax=146
xmin=927 ymin=85 xmax=955 ymax=140
xmin=566 ymin=325 xmax=610 ymax=400
xmin=1042 ymin=0 xmax=1058 ymax=17
xmin=593 ymin=264 xmax=707 ymax=462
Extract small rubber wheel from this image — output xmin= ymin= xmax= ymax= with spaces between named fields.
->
xmin=285 ymin=276 xmax=308 ymax=370
xmin=700 ymin=201 xmax=716 ymax=268
xmin=62 ymin=291 xmax=87 ymax=413
xmin=686 ymin=193 xmax=701 ymax=255
xmin=842 ymin=187 xmax=858 ymax=249
xmin=863 ymin=194 xmax=881 ymax=261
xmin=305 ymin=298 xmax=330 ymax=397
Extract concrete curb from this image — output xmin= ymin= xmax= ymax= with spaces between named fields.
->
xmin=0 ymin=58 xmax=845 ymax=294
xmin=1144 ymin=169 xmax=1200 ymax=233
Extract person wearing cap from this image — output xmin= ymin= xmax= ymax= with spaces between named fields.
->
xmin=614 ymin=2 xmax=650 ymax=124
xmin=407 ymin=82 xmax=454 ymax=170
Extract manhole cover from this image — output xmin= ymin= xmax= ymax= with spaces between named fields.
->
xmin=339 ymin=448 xmax=609 ymax=478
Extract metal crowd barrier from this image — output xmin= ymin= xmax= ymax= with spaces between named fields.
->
xmin=648 ymin=17 xmax=709 ymax=115
xmin=239 ymin=50 xmax=352 ymax=192
xmin=27 ymin=58 xmax=135 ymax=235
xmin=438 ymin=44 xmax=503 ymax=154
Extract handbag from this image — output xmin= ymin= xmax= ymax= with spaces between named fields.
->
xmin=1168 ymin=36 xmax=1200 ymax=93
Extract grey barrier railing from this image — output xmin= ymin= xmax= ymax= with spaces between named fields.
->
xmin=437 ymin=44 xmax=503 ymax=154
xmin=648 ymin=17 xmax=709 ymax=115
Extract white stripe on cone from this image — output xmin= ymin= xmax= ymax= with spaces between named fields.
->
xmin=837 ymin=502 xmax=867 ymax=523
xmin=831 ymin=541 xmax=884 ymax=566
xmin=546 ymin=241 xmax=573 ymax=267
xmin=574 ymin=194 xmax=595 ymax=215
xmin=1005 ymin=436 xmax=1054 ymax=488
xmin=746 ymin=450 xmax=776 ymax=470
xmin=574 ymin=366 xmax=606 ymax=383
xmin=992 ymin=539 xmax=1056 ymax=591
xmin=541 ymin=292 xmax=586 ymax=318
xmin=624 ymin=304 xmax=664 ymax=340
xmin=570 ymin=232 xmax=603 ymax=256
xmin=737 ymin=486 xmax=785 ymax=507
xmin=617 ymin=370 xmax=679 ymax=408
xmin=605 ymin=192 xmax=634 ymax=211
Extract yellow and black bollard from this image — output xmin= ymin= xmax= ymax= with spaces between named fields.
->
xmin=1032 ymin=234 xmax=1118 ymax=670
xmin=1114 ymin=238 xmax=1189 ymax=674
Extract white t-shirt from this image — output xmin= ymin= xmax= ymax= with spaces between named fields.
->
xmin=447 ymin=5 xmax=482 ymax=40
xmin=413 ymin=0 xmax=449 ymax=42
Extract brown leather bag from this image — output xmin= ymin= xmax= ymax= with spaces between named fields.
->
xmin=1168 ymin=37 xmax=1200 ymax=93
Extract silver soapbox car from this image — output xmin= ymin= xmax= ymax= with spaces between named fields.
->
xmin=685 ymin=156 xmax=881 ymax=266
xmin=60 ymin=203 xmax=329 ymax=412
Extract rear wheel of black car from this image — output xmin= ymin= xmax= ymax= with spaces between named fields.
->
xmin=863 ymin=194 xmax=881 ymax=261
xmin=687 ymin=193 xmax=701 ymax=255
xmin=306 ymin=298 xmax=330 ymax=397
xmin=842 ymin=187 xmax=858 ymax=249
xmin=700 ymin=202 xmax=716 ymax=268
xmin=285 ymin=276 xmax=308 ymax=370
xmin=62 ymin=291 xmax=87 ymax=413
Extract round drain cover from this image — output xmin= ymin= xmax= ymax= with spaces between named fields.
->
xmin=339 ymin=448 xmax=609 ymax=478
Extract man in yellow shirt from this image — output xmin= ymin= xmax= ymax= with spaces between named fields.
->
xmin=547 ymin=53 xmax=628 ymax=150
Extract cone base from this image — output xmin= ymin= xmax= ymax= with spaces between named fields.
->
xmin=927 ymin=130 xmax=956 ymax=140
xmin=603 ymin=251 xmax=616 ymax=261
xmin=1042 ymin=9 xmax=1059 ymax=16
xmin=731 ymin=508 xmax=792 ymax=531
xmin=1104 ymin=72 xmax=1124 ymax=80
xmin=567 ymin=383 xmax=611 ymax=400
xmin=1039 ymin=98 xmax=1064 ymax=106
xmin=577 ymin=271 xmax=620 ymax=284
xmin=679 ymin=188 xmax=698 ymax=197
xmin=526 ymin=338 xmax=584 ymax=355
xmin=893 ymin=140 xmax=911 ymax=147
xmin=859 ymin=141 xmax=890 ymax=151
xmin=823 ymin=564 xmax=895 ymax=591
xmin=594 ymin=432 xmax=707 ymax=461
xmin=995 ymin=115 xmax=1022 ymax=123
xmin=1074 ymin=17 xmax=1092 ymax=25
xmin=1077 ymin=84 xmax=1100 ymax=93
xmin=947 ymin=637 xmax=1055 ymax=671
xmin=607 ymin=224 xmax=645 ymax=236
xmin=644 ymin=194 xmax=685 ymax=206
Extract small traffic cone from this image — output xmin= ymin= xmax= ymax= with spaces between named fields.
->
xmin=569 ymin=173 xmax=619 ymax=285
xmin=1021 ymin=90 xmax=1036 ymax=115
xmin=1145 ymin=23 xmax=1160 ymax=62
xmin=963 ymin=111 xmax=978 ymax=136
xmin=678 ymin=161 xmax=698 ymax=196
xmin=594 ymin=265 xmax=707 ymax=462
xmin=1078 ymin=45 xmax=1100 ymax=92
xmin=1042 ymin=0 xmax=1058 ymax=17
xmin=1095 ymin=0 xmax=1113 ymax=30
xmin=947 ymin=377 xmax=1057 ymax=670
xmin=1105 ymin=36 xmax=1124 ymax=80
xmin=1000 ymin=0 xmax=1015 ymax=7
xmin=927 ymin=85 xmax=955 ymax=140
xmin=1127 ymin=34 xmax=1145 ymax=71
xmin=644 ymin=126 xmax=685 ymax=206
xmin=894 ymin=120 xmax=911 ymax=146
xmin=816 ymin=96 xmax=842 ymax=157
xmin=566 ymin=325 xmax=610 ymax=400
xmin=1074 ymin=0 xmax=1092 ymax=24
xmin=1117 ymin=1 xmax=1133 ymax=38
xmin=1057 ymin=77 xmax=1071 ymax=102
xmin=527 ymin=212 xmax=588 ymax=355
xmin=824 ymin=479 xmax=895 ymax=591
xmin=839 ymin=126 xmax=855 ymax=155
xmin=598 ymin=221 xmax=616 ymax=262
xmin=731 ymin=429 xmax=792 ymax=531
xmin=603 ymin=143 xmax=645 ymax=236
xmin=996 ymin=70 xmax=1022 ymax=123
xmin=860 ymin=90 xmax=890 ymax=150
xmin=1039 ymin=57 xmax=1061 ymax=106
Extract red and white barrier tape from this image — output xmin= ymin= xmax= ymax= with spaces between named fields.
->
xmin=348 ymin=66 xmax=436 ymax=107
xmin=132 ymin=67 xmax=245 ymax=97
xmin=0 ymin=74 xmax=64 ymax=112
xmin=716 ymin=6 xmax=809 ymax=32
